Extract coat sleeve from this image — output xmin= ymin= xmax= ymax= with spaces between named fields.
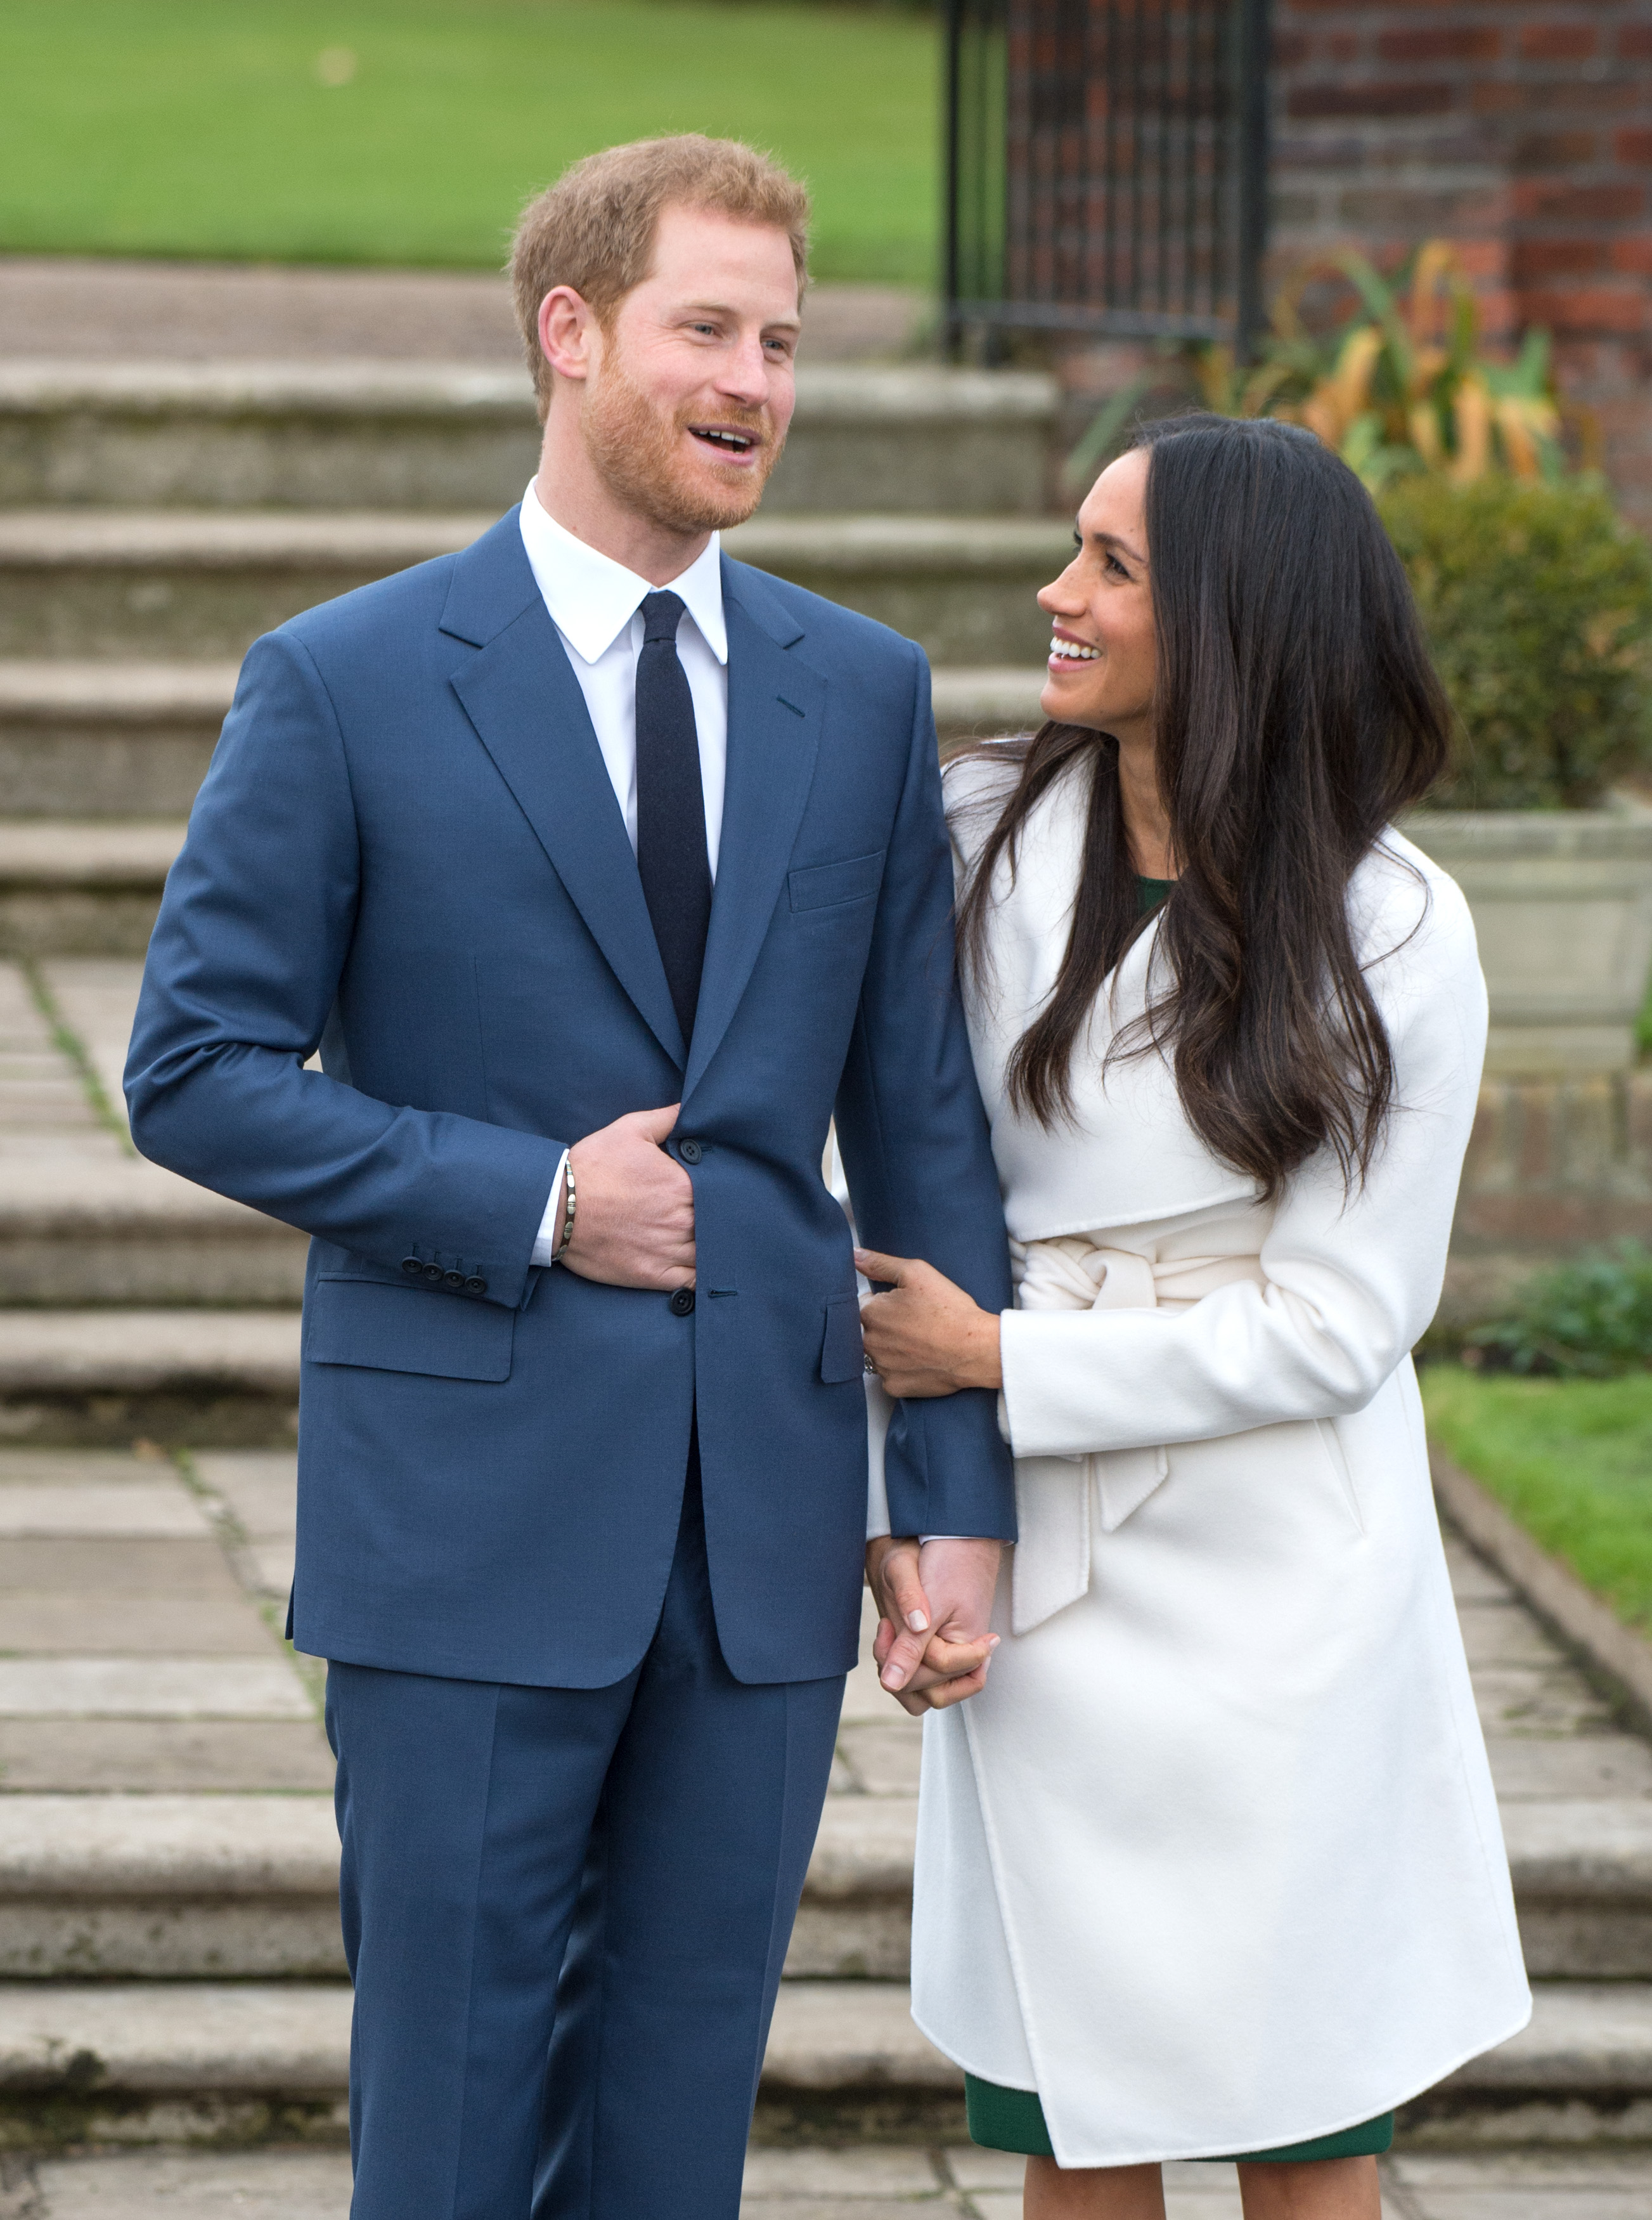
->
xmin=833 ymin=646 xmax=1018 ymax=1540
xmin=998 ymin=860 xmax=1488 ymax=1458
xmin=124 ymin=628 xmax=562 ymax=1310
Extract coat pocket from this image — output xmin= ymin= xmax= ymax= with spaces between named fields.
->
xmin=820 ymin=1294 xmax=866 ymax=1384
xmin=789 ymin=848 xmax=886 ymax=914
xmin=305 ymin=1276 xmax=515 ymax=1382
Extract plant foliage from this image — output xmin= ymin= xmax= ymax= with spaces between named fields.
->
xmin=1378 ymin=476 xmax=1652 ymax=808
xmin=1471 ymin=1241 xmax=1652 ymax=1377
xmin=1197 ymin=241 xmax=1577 ymax=491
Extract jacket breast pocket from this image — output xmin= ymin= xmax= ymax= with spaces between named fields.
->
xmin=305 ymin=1276 xmax=515 ymax=1382
xmin=789 ymin=849 xmax=886 ymax=915
xmin=820 ymin=1294 xmax=865 ymax=1384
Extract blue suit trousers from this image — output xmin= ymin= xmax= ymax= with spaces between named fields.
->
xmin=326 ymin=1445 xmax=845 ymax=2220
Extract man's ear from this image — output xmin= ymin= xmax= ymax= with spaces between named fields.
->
xmin=538 ymin=286 xmax=600 ymax=386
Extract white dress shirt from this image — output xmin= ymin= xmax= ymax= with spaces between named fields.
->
xmin=519 ymin=483 xmax=728 ymax=1266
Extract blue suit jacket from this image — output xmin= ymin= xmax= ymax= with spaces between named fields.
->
xmin=126 ymin=512 xmax=1016 ymax=1687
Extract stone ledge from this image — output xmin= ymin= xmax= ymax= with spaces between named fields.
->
xmin=0 ymin=821 xmax=183 ymax=886
xmin=0 ymin=1311 xmax=300 ymax=1396
xmin=0 ymin=1158 xmax=297 ymax=1242
xmin=0 ymin=361 xmax=1055 ymax=426
xmin=0 ymin=1984 xmax=348 ymax=2096
xmin=0 ymin=1798 xmax=336 ymax=1899
xmin=0 ymin=663 xmax=238 ymax=723
xmin=1433 ymin=1451 xmax=1652 ymax=1742
xmin=0 ymin=510 xmax=488 ymax=568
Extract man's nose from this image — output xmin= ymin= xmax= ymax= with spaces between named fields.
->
xmin=716 ymin=335 xmax=773 ymax=403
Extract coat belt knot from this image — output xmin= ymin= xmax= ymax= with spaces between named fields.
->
xmin=1007 ymin=1235 xmax=1267 ymax=1635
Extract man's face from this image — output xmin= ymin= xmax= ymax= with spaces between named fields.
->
xmin=579 ymin=202 xmax=802 ymax=536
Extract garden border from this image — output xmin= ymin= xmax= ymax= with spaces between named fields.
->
xmin=1431 ymin=1444 xmax=1652 ymax=1742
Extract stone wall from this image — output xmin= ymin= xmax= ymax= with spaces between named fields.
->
xmin=1270 ymin=0 xmax=1652 ymax=524
xmin=1442 ymin=1070 xmax=1652 ymax=1329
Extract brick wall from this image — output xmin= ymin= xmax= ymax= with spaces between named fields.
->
xmin=1271 ymin=1 xmax=1652 ymax=525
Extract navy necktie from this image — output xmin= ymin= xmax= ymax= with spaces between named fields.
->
xmin=635 ymin=590 xmax=713 ymax=1046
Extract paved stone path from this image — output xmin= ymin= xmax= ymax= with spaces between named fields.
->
xmin=5 ymin=964 xmax=1652 ymax=2212
xmin=1 ymin=2142 xmax=1649 ymax=2216
xmin=0 ymin=257 xmax=927 ymax=366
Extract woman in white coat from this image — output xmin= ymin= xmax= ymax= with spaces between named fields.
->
xmin=858 ymin=415 xmax=1530 ymax=2220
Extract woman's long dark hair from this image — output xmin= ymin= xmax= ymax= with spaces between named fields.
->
xmin=956 ymin=413 xmax=1452 ymax=1198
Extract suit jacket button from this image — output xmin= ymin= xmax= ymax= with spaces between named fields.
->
xmin=669 ymin=1287 xmax=695 ymax=1316
xmin=443 ymin=1270 xmax=465 ymax=1289
xmin=401 ymin=1257 xmax=422 ymax=1276
xmin=465 ymin=1276 xmax=487 ymax=1295
xmin=678 ymin=1138 xmax=702 ymax=1164
xmin=422 ymin=1263 xmax=444 ymax=1283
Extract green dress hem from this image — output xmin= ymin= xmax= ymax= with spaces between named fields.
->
xmin=963 ymin=2074 xmax=1395 ymax=2165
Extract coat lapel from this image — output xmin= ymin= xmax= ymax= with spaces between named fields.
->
xmin=683 ymin=563 xmax=826 ymax=1098
xmin=441 ymin=517 xmax=686 ymax=1068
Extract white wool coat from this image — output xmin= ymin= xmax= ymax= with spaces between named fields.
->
xmin=903 ymin=753 xmax=1531 ymax=2166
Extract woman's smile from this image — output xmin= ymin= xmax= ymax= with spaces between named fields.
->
xmin=1047 ymin=626 xmax=1102 ymax=669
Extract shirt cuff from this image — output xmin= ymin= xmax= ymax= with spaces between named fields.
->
xmin=529 ymin=1151 xmax=571 ymax=1269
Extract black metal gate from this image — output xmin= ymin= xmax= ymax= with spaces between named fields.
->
xmin=944 ymin=0 xmax=1270 ymax=356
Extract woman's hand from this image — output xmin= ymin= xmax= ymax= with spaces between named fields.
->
xmin=855 ymin=1249 xmax=1003 ymax=1398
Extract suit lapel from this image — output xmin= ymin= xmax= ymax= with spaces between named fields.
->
xmin=684 ymin=569 xmax=825 ymax=1098
xmin=442 ymin=520 xmax=686 ymax=1068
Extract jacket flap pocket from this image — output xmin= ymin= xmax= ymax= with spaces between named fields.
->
xmin=820 ymin=1294 xmax=865 ymax=1385
xmin=306 ymin=1277 xmax=514 ymax=1382
xmin=789 ymin=849 xmax=886 ymax=914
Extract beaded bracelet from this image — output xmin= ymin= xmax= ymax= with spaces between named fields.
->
xmin=554 ymin=1155 xmax=578 ymax=1261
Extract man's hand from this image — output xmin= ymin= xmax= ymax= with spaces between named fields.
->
xmin=865 ymin=1536 xmax=1002 ymax=1715
xmin=561 ymin=1104 xmax=695 ymax=1290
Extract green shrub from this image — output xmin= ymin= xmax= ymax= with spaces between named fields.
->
xmin=1470 ymin=1240 xmax=1652 ymax=1377
xmin=1379 ymin=476 xmax=1652 ymax=809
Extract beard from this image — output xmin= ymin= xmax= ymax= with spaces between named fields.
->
xmin=579 ymin=354 xmax=783 ymax=535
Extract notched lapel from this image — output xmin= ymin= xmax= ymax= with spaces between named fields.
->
xmin=685 ymin=590 xmax=826 ymax=1096
xmin=448 ymin=599 xmax=686 ymax=1069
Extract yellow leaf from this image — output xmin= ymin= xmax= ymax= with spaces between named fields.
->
xmin=1450 ymin=379 xmax=1492 ymax=483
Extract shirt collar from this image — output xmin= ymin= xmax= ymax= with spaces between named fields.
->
xmin=518 ymin=483 xmax=726 ymax=668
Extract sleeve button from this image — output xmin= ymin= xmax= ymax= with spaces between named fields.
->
xmin=422 ymin=1263 xmax=444 ymax=1283
xmin=669 ymin=1287 xmax=695 ymax=1316
xmin=442 ymin=1270 xmax=465 ymax=1289
xmin=401 ymin=1257 xmax=422 ymax=1276
xmin=465 ymin=1276 xmax=487 ymax=1296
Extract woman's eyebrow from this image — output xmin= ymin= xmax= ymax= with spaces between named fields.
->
xmin=1094 ymin=529 xmax=1147 ymax=566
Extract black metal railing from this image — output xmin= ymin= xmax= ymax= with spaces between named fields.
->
xmin=943 ymin=0 xmax=1270 ymax=356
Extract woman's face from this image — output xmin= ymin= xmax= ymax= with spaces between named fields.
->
xmin=1036 ymin=446 xmax=1155 ymax=741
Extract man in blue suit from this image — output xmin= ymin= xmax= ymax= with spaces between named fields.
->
xmin=127 ymin=135 xmax=1014 ymax=2217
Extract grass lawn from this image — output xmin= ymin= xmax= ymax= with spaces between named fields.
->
xmin=1423 ymin=1363 xmax=1652 ymax=1640
xmin=0 ymin=0 xmax=938 ymax=282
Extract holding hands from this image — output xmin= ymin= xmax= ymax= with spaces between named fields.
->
xmin=856 ymin=1246 xmax=1007 ymax=1714
xmin=864 ymin=1535 xmax=1002 ymax=1714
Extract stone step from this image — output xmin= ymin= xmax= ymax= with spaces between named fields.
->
xmin=0 ymin=1156 xmax=306 ymax=1306
xmin=0 ymin=1978 xmax=1646 ymax=2148
xmin=0 ymin=662 xmax=239 ymax=819
xmin=0 ymin=1784 xmax=1645 ymax=1986
xmin=0 ymin=361 xmax=1057 ymax=517
xmin=0 ymin=661 xmax=1046 ymax=819
xmin=0 ymin=1311 xmax=301 ymax=1450
xmin=0 ymin=1792 xmax=910 ymax=1983
xmin=0 ymin=819 xmax=180 ymax=956
xmin=0 ymin=510 xmax=1069 ymax=665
